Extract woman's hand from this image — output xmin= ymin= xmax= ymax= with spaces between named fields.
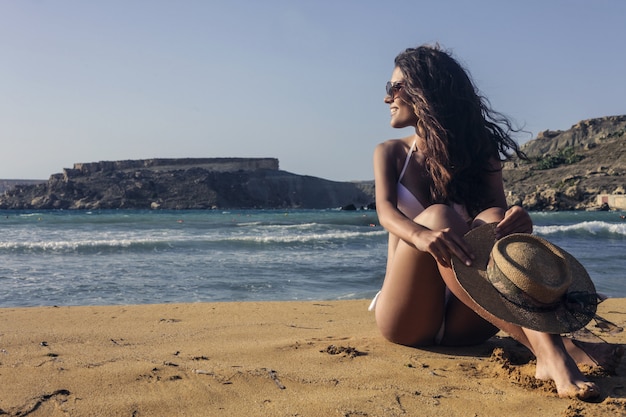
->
xmin=412 ymin=227 xmax=474 ymax=268
xmin=495 ymin=205 xmax=533 ymax=239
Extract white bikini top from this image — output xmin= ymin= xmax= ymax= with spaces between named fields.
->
xmin=397 ymin=140 xmax=425 ymax=219
xmin=396 ymin=140 xmax=471 ymax=222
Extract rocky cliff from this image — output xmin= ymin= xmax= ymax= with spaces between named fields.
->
xmin=503 ymin=115 xmax=626 ymax=210
xmin=0 ymin=158 xmax=374 ymax=210
xmin=0 ymin=115 xmax=624 ymax=211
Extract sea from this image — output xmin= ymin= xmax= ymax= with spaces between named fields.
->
xmin=0 ymin=209 xmax=624 ymax=308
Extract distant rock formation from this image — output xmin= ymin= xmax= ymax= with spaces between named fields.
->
xmin=0 ymin=179 xmax=46 ymax=194
xmin=521 ymin=115 xmax=626 ymax=158
xmin=503 ymin=115 xmax=626 ymax=211
xmin=0 ymin=158 xmax=375 ymax=210
xmin=1 ymin=115 xmax=624 ymax=211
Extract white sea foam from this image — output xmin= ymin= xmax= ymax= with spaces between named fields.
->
xmin=535 ymin=221 xmax=626 ymax=236
xmin=0 ymin=239 xmax=147 ymax=251
xmin=222 ymin=229 xmax=387 ymax=244
xmin=0 ymin=227 xmax=387 ymax=251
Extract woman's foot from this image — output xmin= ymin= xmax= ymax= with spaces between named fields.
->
xmin=563 ymin=338 xmax=624 ymax=373
xmin=532 ymin=334 xmax=601 ymax=400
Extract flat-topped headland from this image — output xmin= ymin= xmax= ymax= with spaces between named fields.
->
xmin=0 ymin=157 xmax=374 ymax=210
xmin=64 ymin=157 xmax=279 ymax=177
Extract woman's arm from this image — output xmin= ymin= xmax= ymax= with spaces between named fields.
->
xmin=373 ymin=140 xmax=474 ymax=267
xmin=373 ymin=140 xmax=428 ymax=244
xmin=482 ymin=159 xmax=533 ymax=238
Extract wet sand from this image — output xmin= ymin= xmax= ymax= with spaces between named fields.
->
xmin=0 ymin=298 xmax=625 ymax=417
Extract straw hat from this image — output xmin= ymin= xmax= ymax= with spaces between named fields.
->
xmin=451 ymin=223 xmax=598 ymax=334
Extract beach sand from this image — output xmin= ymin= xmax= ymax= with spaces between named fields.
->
xmin=0 ymin=299 xmax=625 ymax=417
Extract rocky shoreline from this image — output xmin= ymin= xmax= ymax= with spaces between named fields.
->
xmin=1 ymin=115 xmax=624 ymax=211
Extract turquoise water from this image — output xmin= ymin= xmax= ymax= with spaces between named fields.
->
xmin=0 ymin=209 xmax=624 ymax=307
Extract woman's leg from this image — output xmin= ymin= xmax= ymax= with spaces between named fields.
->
xmin=374 ymin=204 xmax=494 ymax=346
xmin=436 ymin=207 xmax=601 ymax=399
xmin=374 ymin=236 xmax=445 ymax=346
xmin=564 ymin=338 xmax=624 ymax=372
xmin=376 ymin=205 xmax=618 ymax=398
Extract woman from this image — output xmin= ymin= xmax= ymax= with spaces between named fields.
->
xmin=371 ymin=44 xmax=620 ymax=399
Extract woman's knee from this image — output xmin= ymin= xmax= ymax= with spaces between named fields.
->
xmin=418 ymin=203 xmax=455 ymax=219
xmin=414 ymin=204 xmax=467 ymax=232
xmin=473 ymin=207 xmax=505 ymax=226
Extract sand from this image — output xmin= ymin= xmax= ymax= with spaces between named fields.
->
xmin=0 ymin=298 xmax=625 ymax=417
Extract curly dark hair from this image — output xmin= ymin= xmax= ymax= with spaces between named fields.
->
xmin=394 ymin=44 xmax=527 ymax=216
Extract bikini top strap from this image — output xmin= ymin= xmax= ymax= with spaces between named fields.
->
xmin=398 ymin=140 xmax=417 ymax=182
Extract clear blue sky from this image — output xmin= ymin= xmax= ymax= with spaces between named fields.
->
xmin=1 ymin=1 xmax=625 ymax=181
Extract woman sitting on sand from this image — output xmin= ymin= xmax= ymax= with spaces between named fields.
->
xmin=370 ymin=44 xmax=621 ymax=399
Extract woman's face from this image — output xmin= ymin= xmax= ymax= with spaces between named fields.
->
xmin=385 ymin=67 xmax=418 ymax=129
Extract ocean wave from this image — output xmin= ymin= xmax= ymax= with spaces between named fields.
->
xmin=239 ymin=222 xmax=319 ymax=229
xmin=221 ymin=229 xmax=388 ymax=244
xmin=0 ymin=238 xmax=173 ymax=253
xmin=16 ymin=212 xmax=49 ymax=219
xmin=235 ymin=221 xmax=265 ymax=227
xmin=534 ymin=221 xmax=626 ymax=237
xmin=0 ymin=228 xmax=388 ymax=253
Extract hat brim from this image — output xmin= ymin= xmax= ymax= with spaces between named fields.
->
xmin=451 ymin=223 xmax=597 ymax=334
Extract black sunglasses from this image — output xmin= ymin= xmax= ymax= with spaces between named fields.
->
xmin=386 ymin=81 xmax=404 ymax=97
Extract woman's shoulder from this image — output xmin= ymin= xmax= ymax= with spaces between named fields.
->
xmin=375 ymin=136 xmax=415 ymax=155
